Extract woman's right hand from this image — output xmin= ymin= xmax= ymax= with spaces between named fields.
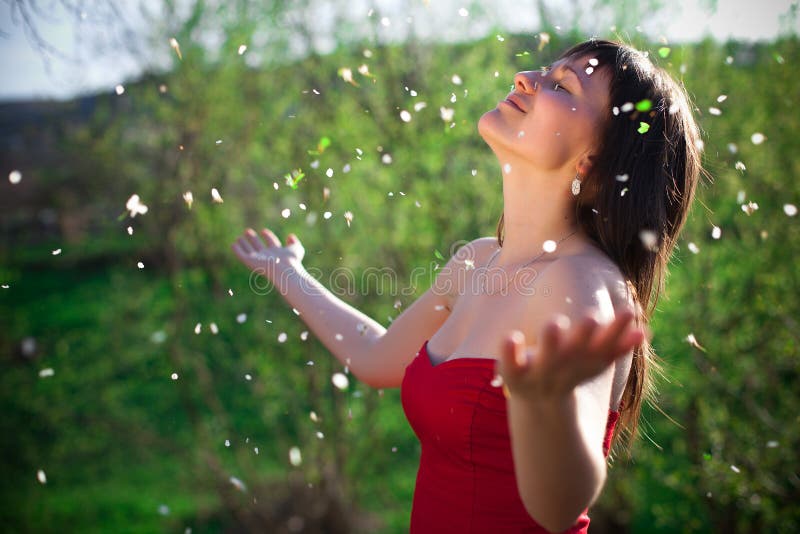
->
xmin=231 ymin=228 xmax=305 ymax=283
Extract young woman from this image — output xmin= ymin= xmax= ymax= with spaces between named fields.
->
xmin=232 ymin=39 xmax=701 ymax=533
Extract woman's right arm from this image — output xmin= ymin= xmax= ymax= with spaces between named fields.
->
xmin=231 ymin=227 xmax=467 ymax=388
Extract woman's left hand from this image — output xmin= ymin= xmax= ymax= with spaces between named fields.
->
xmin=497 ymin=311 xmax=645 ymax=401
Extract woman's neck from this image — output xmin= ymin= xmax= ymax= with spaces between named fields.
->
xmin=497 ymin=163 xmax=581 ymax=266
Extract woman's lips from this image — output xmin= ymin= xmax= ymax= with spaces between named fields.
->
xmin=501 ymin=96 xmax=525 ymax=113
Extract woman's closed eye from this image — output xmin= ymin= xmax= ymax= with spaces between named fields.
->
xmin=553 ymin=81 xmax=570 ymax=93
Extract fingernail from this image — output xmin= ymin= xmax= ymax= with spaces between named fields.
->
xmin=553 ymin=314 xmax=571 ymax=330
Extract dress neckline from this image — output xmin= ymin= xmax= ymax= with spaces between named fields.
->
xmin=423 ymin=340 xmax=498 ymax=369
xmin=421 ymin=341 xmax=623 ymax=415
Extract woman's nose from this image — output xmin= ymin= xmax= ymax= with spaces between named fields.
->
xmin=514 ymin=71 xmax=540 ymax=94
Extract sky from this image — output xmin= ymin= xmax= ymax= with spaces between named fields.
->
xmin=0 ymin=0 xmax=797 ymax=102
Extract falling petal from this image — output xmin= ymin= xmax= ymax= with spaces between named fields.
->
xmin=542 ymin=240 xmax=557 ymax=253
xmin=751 ymin=132 xmax=766 ymax=145
xmin=400 ymin=110 xmax=412 ymax=122
xmin=639 ymin=229 xmax=659 ymax=252
xmin=741 ymin=201 xmax=759 ymax=216
xmin=278 ymin=332 xmax=287 ymax=343
xmin=658 ymin=47 xmax=671 ymax=58
xmin=638 ymin=122 xmax=650 ymax=134
xmin=688 ymin=242 xmax=700 ymax=254
xmin=115 ymin=85 xmax=125 ymax=95
xmin=686 ymin=333 xmax=706 ymax=352
xmin=451 ymin=74 xmax=463 ymax=85
xmin=439 ymin=107 xmax=454 ymax=122
xmin=344 ymin=211 xmax=354 ymax=227
xmin=37 ymin=470 xmax=47 ymax=484
xmin=194 ymin=323 xmax=202 ymax=334
xmin=183 ymin=191 xmax=193 ymax=209
xmin=52 ymin=249 xmax=61 ymax=255
xmin=735 ymin=161 xmax=746 ymax=171
xmin=635 ymin=99 xmax=652 ymax=112
xmin=711 ymin=226 xmax=722 ymax=239
xmin=458 ymin=7 xmax=469 ymax=16
xmin=339 ymin=67 xmax=357 ymax=86
xmin=332 ymin=373 xmax=349 ymax=390
xmin=784 ymin=204 xmax=798 ymax=217
xmin=229 ymin=476 xmax=247 ymax=492
xmin=169 ymin=37 xmax=182 ymax=60
xmin=211 ymin=188 xmax=224 ymax=203
xmin=709 ymin=107 xmax=722 ymax=116
xmin=236 ymin=313 xmax=247 ymax=323
xmin=126 ymin=194 xmax=148 ymax=217
xmin=38 ymin=368 xmax=54 ymax=378
xmin=537 ymin=32 xmax=549 ymax=51
xmin=238 ymin=44 xmax=247 ymax=55
xmin=8 ymin=170 xmax=21 ymax=184
xmin=171 ymin=373 xmax=179 ymax=380
xmin=289 ymin=446 xmax=302 ymax=466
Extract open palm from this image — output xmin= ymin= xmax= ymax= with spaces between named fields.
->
xmin=497 ymin=311 xmax=645 ymax=400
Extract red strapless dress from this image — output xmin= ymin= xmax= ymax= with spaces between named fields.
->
xmin=401 ymin=341 xmax=619 ymax=533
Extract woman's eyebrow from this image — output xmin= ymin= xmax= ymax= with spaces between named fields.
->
xmin=559 ymin=65 xmax=584 ymax=90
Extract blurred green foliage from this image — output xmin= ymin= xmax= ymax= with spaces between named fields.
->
xmin=1 ymin=2 xmax=799 ymax=532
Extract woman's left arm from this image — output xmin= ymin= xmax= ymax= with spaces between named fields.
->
xmin=497 ymin=267 xmax=643 ymax=532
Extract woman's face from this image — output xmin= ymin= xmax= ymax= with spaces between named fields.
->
xmin=478 ymin=53 xmax=612 ymax=174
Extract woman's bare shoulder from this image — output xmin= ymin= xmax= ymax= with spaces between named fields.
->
xmin=433 ymin=236 xmax=499 ymax=306
xmin=529 ymin=244 xmax=635 ymax=314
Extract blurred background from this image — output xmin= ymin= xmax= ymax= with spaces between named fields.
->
xmin=1 ymin=0 xmax=798 ymax=532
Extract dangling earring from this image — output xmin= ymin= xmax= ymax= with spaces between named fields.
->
xmin=571 ymin=174 xmax=582 ymax=196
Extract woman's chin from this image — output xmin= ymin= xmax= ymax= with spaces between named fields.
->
xmin=477 ymin=110 xmax=502 ymax=145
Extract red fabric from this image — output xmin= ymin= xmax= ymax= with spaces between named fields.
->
xmin=401 ymin=341 xmax=619 ymax=534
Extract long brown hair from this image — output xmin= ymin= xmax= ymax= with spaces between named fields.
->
xmin=496 ymin=39 xmax=703 ymax=450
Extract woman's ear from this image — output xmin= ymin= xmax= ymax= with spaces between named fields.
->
xmin=576 ymin=153 xmax=597 ymax=177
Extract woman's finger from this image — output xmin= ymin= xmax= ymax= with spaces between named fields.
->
xmin=231 ymin=242 xmax=247 ymax=262
xmin=592 ymin=310 xmax=637 ymax=358
xmin=565 ymin=314 xmax=599 ymax=352
xmin=497 ymin=330 xmax=528 ymax=387
xmin=245 ymin=228 xmax=267 ymax=251
xmin=261 ymin=228 xmax=281 ymax=247
xmin=610 ymin=325 xmax=645 ymax=357
xmin=236 ymin=236 xmax=255 ymax=254
xmin=539 ymin=315 xmax=567 ymax=358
